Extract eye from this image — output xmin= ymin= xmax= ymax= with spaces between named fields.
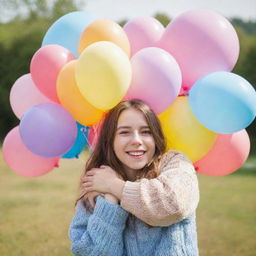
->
xmin=119 ymin=130 xmax=129 ymax=135
xmin=141 ymin=129 xmax=151 ymax=134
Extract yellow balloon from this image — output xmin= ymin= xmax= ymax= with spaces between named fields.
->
xmin=78 ymin=19 xmax=130 ymax=57
xmin=158 ymin=96 xmax=217 ymax=162
xmin=75 ymin=41 xmax=132 ymax=111
xmin=57 ymin=60 xmax=104 ymax=126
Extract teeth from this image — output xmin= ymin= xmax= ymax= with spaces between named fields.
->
xmin=128 ymin=152 xmax=144 ymax=156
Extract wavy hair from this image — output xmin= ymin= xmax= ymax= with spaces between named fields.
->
xmin=76 ymin=99 xmax=166 ymax=207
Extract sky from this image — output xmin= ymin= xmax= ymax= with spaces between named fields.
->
xmin=83 ymin=0 xmax=256 ymax=21
xmin=1 ymin=0 xmax=255 ymax=23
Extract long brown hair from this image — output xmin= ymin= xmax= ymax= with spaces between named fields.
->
xmin=77 ymin=99 xmax=166 ymax=206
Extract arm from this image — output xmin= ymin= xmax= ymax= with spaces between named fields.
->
xmin=120 ymin=150 xmax=200 ymax=227
xmin=69 ymin=196 xmax=129 ymax=256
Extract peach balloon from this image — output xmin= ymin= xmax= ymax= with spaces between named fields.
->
xmin=3 ymin=126 xmax=59 ymax=177
xmin=194 ymin=130 xmax=250 ymax=176
xmin=57 ymin=60 xmax=104 ymax=126
xmin=78 ymin=19 xmax=130 ymax=57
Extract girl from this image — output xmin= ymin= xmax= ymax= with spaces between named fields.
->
xmin=69 ymin=99 xmax=200 ymax=256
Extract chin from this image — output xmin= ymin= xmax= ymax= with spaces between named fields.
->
xmin=127 ymin=163 xmax=147 ymax=171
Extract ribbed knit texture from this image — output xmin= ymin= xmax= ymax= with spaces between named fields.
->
xmin=69 ymin=150 xmax=199 ymax=255
xmin=121 ymin=150 xmax=199 ymax=226
xmin=69 ymin=196 xmax=128 ymax=256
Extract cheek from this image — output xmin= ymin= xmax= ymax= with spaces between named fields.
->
xmin=147 ymin=139 xmax=156 ymax=157
xmin=113 ymin=138 xmax=119 ymax=155
xmin=146 ymin=137 xmax=156 ymax=148
xmin=113 ymin=137 xmax=124 ymax=156
xmin=114 ymin=136 xmax=128 ymax=148
xmin=113 ymin=139 xmax=126 ymax=164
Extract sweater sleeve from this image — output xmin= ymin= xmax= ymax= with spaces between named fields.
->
xmin=69 ymin=196 xmax=129 ymax=256
xmin=120 ymin=150 xmax=200 ymax=227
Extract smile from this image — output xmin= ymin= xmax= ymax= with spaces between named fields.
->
xmin=126 ymin=151 xmax=146 ymax=157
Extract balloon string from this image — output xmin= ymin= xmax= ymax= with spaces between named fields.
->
xmin=92 ymin=126 xmax=97 ymax=134
xmin=80 ymin=127 xmax=91 ymax=148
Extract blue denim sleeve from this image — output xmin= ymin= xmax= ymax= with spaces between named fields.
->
xmin=69 ymin=196 xmax=129 ymax=256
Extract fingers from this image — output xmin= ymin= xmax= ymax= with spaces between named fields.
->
xmin=86 ymin=170 xmax=95 ymax=176
xmin=83 ymin=195 xmax=87 ymax=202
xmin=83 ymin=186 xmax=94 ymax=193
xmin=83 ymin=181 xmax=93 ymax=187
xmin=88 ymin=196 xmax=96 ymax=208
xmin=83 ymin=193 xmax=95 ymax=209
xmin=82 ymin=176 xmax=93 ymax=182
xmin=82 ymin=177 xmax=93 ymax=194
xmin=86 ymin=191 xmax=101 ymax=208
xmin=85 ymin=167 xmax=103 ymax=177
xmin=82 ymin=173 xmax=97 ymax=193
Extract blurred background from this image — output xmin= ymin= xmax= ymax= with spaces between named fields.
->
xmin=0 ymin=0 xmax=255 ymax=255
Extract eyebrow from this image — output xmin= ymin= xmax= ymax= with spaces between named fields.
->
xmin=116 ymin=126 xmax=150 ymax=130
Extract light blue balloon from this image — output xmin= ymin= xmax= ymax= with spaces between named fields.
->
xmin=62 ymin=123 xmax=89 ymax=159
xmin=42 ymin=11 xmax=97 ymax=57
xmin=189 ymin=71 xmax=256 ymax=134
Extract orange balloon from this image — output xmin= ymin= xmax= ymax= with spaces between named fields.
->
xmin=57 ymin=60 xmax=104 ymax=126
xmin=78 ymin=19 xmax=130 ymax=57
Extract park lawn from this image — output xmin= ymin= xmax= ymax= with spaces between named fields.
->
xmin=0 ymin=151 xmax=255 ymax=256
xmin=197 ymin=157 xmax=256 ymax=256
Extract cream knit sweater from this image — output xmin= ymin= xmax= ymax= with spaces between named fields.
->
xmin=120 ymin=150 xmax=200 ymax=226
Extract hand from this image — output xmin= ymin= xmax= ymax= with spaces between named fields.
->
xmin=104 ymin=193 xmax=119 ymax=204
xmin=83 ymin=191 xmax=101 ymax=208
xmin=82 ymin=165 xmax=121 ymax=194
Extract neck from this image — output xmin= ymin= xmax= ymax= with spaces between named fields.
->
xmin=125 ymin=168 xmax=139 ymax=181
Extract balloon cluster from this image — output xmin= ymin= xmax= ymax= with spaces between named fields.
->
xmin=3 ymin=10 xmax=256 ymax=178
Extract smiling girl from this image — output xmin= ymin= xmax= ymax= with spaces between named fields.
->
xmin=69 ymin=99 xmax=199 ymax=256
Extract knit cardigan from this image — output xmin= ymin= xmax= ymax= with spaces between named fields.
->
xmin=69 ymin=150 xmax=200 ymax=256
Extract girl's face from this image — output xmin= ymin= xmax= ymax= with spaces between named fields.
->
xmin=113 ymin=108 xmax=156 ymax=178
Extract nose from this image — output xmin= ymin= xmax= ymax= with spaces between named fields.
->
xmin=131 ymin=131 xmax=142 ymax=145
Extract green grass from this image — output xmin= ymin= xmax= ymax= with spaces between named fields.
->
xmin=0 ymin=150 xmax=255 ymax=256
xmin=197 ymin=159 xmax=256 ymax=256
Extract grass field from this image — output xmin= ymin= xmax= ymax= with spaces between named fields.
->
xmin=0 ymin=150 xmax=255 ymax=256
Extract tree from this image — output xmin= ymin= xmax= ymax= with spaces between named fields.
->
xmin=154 ymin=13 xmax=171 ymax=27
xmin=0 ymin=0 xmax=85 ymax=22
xmin=0 ymin=0 xmax=85 ymax=141
xmin=231 ymin=17 xmax=256 ymax=35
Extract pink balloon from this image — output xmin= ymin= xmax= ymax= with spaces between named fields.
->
xmin=125 ymin=47 xmax=182 ymax=114
xmin=123 ymin=17 xmax=164 ymax=56
xmin=30 ymin=44 xmax=75 ymax=102
xmin=10 ymin=74 xmax=53 ymax=119
xmin=3 ymin=127 xmax=59 ymax=177
xmin=159 ymin=9 xmax=239 ymax=92
xmin=194 ymin=130 xmax=250 ymax=176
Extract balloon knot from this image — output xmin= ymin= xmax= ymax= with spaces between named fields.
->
xmin=193 ymin=165 xmax=199 ymax=171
